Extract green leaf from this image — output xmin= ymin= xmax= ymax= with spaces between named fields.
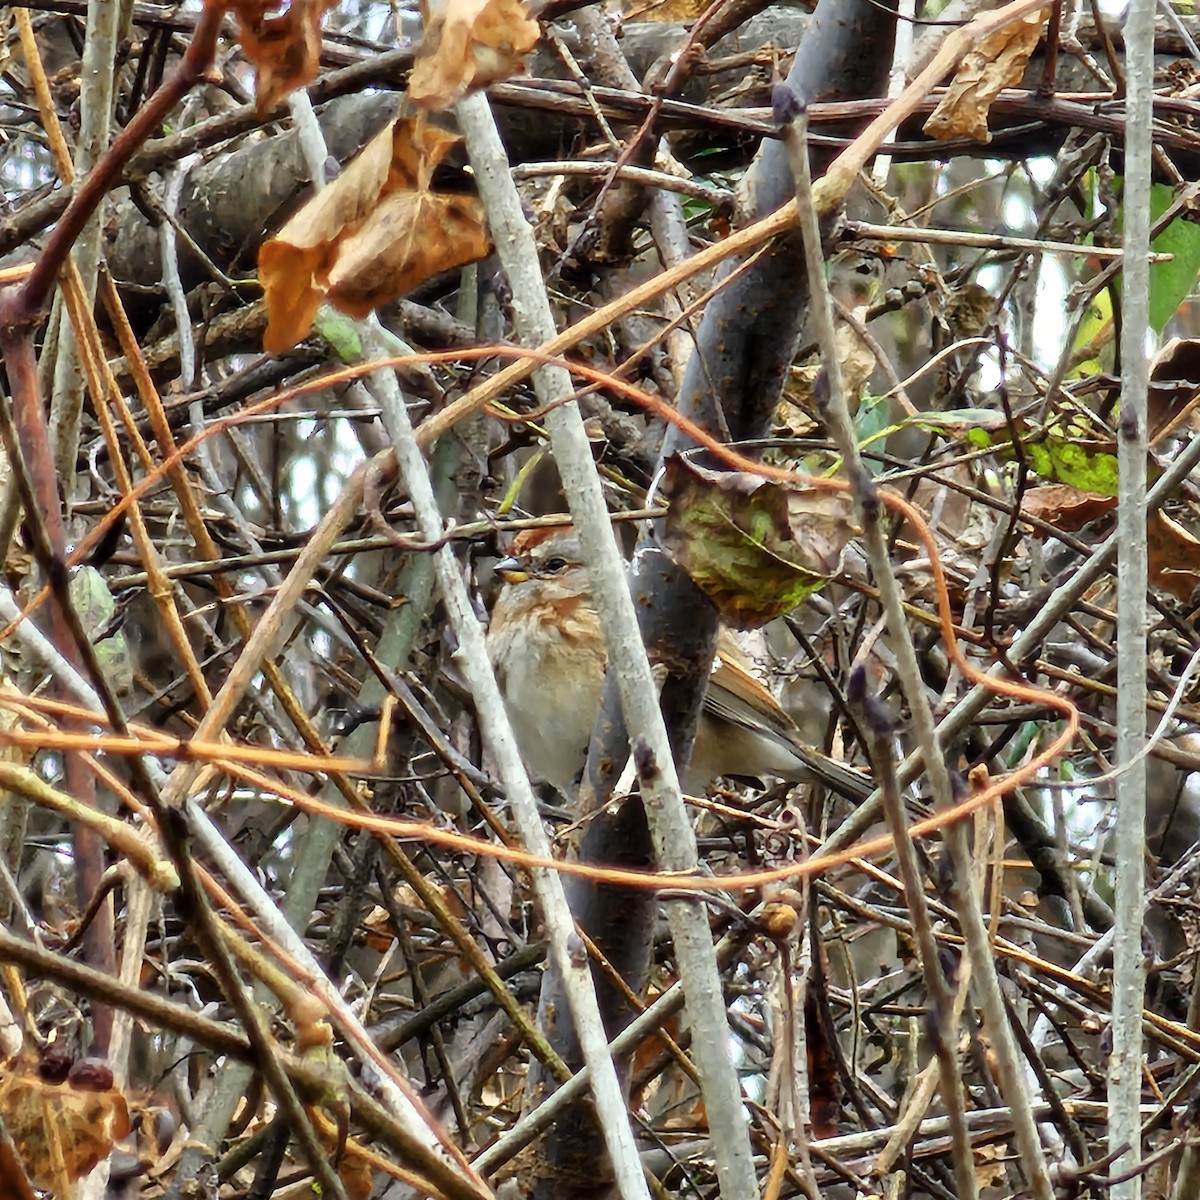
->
xmin=1023 ymin=436 xmax=1119 ymax=495
xmin=903 ymin=408 xmax=1009 ymax=435
xmin=661 ymin=456 xmax=857 ymax=628
xmin=70 ymin=566 xmax=133 ymax=695
xmin=312 ymin=304 xmax=362 ymax=361
xmin=852 ymin=406 xmax=1009 ymax=462
xmin=1069 ymin=286 xmax=1113 ymax=379
xmin=854 ymin=395 xmax=892 ymax=474
xmin=1148 ymin=183 xmax=1200 ymax=333
xmin=1117 ymin=181 xmax=1200 ymax=334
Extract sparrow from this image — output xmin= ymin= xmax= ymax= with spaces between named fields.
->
xmin=486 ymin=525 xmax=870 ymax=800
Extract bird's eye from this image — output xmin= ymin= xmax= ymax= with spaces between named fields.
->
xmin=542 ymin=556 xmax=569 ymax=573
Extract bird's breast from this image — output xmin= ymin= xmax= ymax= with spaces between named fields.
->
xmin=487 ymin=605 xmax=606 ymax=794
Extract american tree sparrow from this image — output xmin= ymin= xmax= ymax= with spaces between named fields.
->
xmin=487 ymin=525 xmax=869 ymax=799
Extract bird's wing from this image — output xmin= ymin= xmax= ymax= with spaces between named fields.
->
xmin=705 ymin=638 xmax=872 ymax=803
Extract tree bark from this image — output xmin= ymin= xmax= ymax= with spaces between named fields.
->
xmin=528 ymin=0 xmax=899 ymax=1192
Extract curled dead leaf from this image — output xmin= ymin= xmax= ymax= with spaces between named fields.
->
xmin=924 ymin=7 xmax=1049 ymax=143
xmin=661 ymin=455 xmax=857 ymax=629
xmin=1020 ymin=484 xmax=1116 ymax=532
xmin=973 ymin=1140 xmax=1008 ymax=1190
xmin=1148 ymin=509 xmax=1200 ymax=602
xmin=1149 ymin=336 xmax=1200 ymax=443
xmin=329 ymin=190 xmax=487 ymax=315
xmin=780 ymin=314 xmax=876 ymax=429
xmin=260 ymin=116 xmax=490 ymax=351
xmin=409 ymin=0 xmax=540 ymax=110
xmin=230 ymin=0 xmax=337 ymax=112
xmin=0 ymin=1055 xmax=131 ymax=1197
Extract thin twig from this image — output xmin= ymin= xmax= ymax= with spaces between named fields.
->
xmin=458 ymin=76 xmax=761 ymax=1200
xmin=783 ymin=95 xmax=1054 ymax=1200
xmin=1110 ymin=0 xmax=1153 ymax=1191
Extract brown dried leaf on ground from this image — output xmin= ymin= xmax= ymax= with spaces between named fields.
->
xmin=974 ymin=1141 xmax=1009 ymax=1193
xmin=230 ymin=0 xmax=338 ymax=111
xmin=923 ymin=7 xmax=1049 ymax=142
xmin=260 ymin=116 xmax=490 ymax=352
xmin=409 ymin=0 xmax=539 ymax=109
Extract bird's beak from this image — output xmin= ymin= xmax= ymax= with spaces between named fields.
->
xmin=494 ymin=556 xmax=529 ymax=584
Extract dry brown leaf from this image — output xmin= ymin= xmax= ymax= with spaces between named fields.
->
xmin=806 ymin=939 xmax=842 ymax=1139
xmin=230 ymin=0 xmax=337 ymax=112
xmin=409 ymin=0 xmax=539 ymax=109
xmin=307 ymin=1105 xmax=374 ymax=1200
xmin=339 ymin=1147 xmax=376 ymax=1200
xmin=973 ymin=1140 xmax=1009 ymax=1193
xmin=923 ymin=7 xmax=1048 ymax=143
xmin=661 ymin=456 xmax=858 ymax=628
xmin=260 ymin=116 xmax=490 ymax=352
xmin=1021 ymin=484 xmax=1116 ymax=532
xmin=0 ymin=1056 xmax=131 ymax=1196
xmin=328 ymin=189 xmax=487 ymax=315
xmin=622 ymin=0 xmax=711 ymax=21
xmin=1148 ymin=510 xmax=1200 ymax=602
xmin=780 ymin=314 xmax=876 ymax=429
xmin=1149 ymin=336 xmax=1200 ymax=443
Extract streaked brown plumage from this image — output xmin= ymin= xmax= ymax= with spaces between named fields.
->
xmin=487 ymin=525 xmax=869 ymax=800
